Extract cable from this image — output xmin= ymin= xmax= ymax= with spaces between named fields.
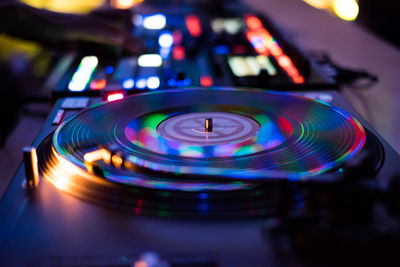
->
xmin=309 ymin=51 xmax=378 ymax=89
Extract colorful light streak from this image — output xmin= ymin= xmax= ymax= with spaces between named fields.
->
xmin=68 ymin=56 xmax=98 ymax=92
xmin=244 ymin=15 xmax=305 ymax=84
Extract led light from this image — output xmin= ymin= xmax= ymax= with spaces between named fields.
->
xmin=214 ymin=45 xmax=230 ymax=55
xmin=200 ymin=76 xmax=213 ymax=87
xmin=158 ymin=31 xmax=173 ymax=47
xmin=185 ymin=15 xmax=202 ymax=37
xmin=246 ymin=27 xmax=304 ymax=84
xmin=68 ymin=56 xmax=98 ymax=92
xmin=138 ymin=54 xmax=162 ymax=67
xmin=256 ymin=55 xmax=277 ymax=76
xmin=245 ymin=15 xmax=263 ymax=30
xmin=122 ymin=78 xmax=135 ymax=89
xmin=90 ymin=78 xmax=106 ymax=90
xmin=111 ymin=0 xmax=143 ymax=9
xmin=136 ymin=78 xmax=147 ymax=89
xmin=224 ymin=18 xmax=243 ymax=35
xmin=105 ymin=65 xmax=114 ymax=74
xmin=159 ymin=47 xmax=172 ymax=59
xmin=107 ymin=92 xmax=125 ymax=102
xmin=84 ymin=148 xmax=111 ymax=164
xmin=333 ymin=0 xmax=359 ymax=21
xmin=133 ymin=14 xmax=143 ymax=26
xmin=228 ymin=57 xmax=247 ymax=77
xmin=143 ymin=14 xmax=166 ymax=30
xmin=172 ymin=30 xmax=183 ymax=45
xmin=146 ymin=76 xmax=160 ymax=90
xmin=173 ymin=46 xmax=185 ymax=60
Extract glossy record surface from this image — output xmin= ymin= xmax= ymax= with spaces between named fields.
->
xmin=53 ymin=88 xmax=366 ymax=181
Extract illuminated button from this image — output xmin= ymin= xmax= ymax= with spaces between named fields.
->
xmin=61 ymin=97 xmax=89 ymax=109
xmin=122 ymin=78 xmax=135 ymax=89
xmin=185 ymin=15 xmax=202 ymax=37
xmin=158 ymin=31 xmax=173 ymax=47
xmin=136 ymin=78 xmax=147 ymax=89
xmin=106 ymin=92 xmax=125 ymax=102
xmin=143 ymin=14 xmax=166 ymax=30
xmin=173 ymin=46 xmax=185 ymax=60
xmin=245 ymin=15 xmax=263 ymax=30
xmin=105 ymin=65 xmax=114 ymax=74
xmin=52 ymin=109 xmax=65 ymax=125
xmin=214 ymin=45 xmax=230 ymax=55
xmin=68 ymin=56 xmax=98 ymax=92
xmin=138 ymin=54 xmax=162 ymax=67
xmin=146 ymin=76 xmax=160 ymax=90
xmin=200 ymin=76 xmax=213 ymax=87
xmin=90 ymin=78 xmax=107 ymax=90
xmin=172 ymin=30 xmax=183 ymax=45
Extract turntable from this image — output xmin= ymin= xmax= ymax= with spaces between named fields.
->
xmin=1 ymin=87 xmax=400 ymax=266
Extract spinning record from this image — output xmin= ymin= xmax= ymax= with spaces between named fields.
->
xmin=51 ymin=88 xmax=366 ymax=181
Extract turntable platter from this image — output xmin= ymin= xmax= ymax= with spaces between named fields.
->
xmin=36 ymin=88 xmax=372 ymax=217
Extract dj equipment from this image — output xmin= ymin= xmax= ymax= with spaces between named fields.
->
xmin=47 ymin=0 xmax=335 ymax=99
xmin=1 ymin=1 xmax=400 ymax=267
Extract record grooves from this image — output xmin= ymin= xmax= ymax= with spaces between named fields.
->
xmin=36 ymin=88 xmax=384 ymax=218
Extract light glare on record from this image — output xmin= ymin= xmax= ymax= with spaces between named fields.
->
xmin=138 ymin=54 xmax=162 ymax=67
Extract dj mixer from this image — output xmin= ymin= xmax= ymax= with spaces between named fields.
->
xmin=1 ymin=1 xmax=400 ymax=267
xmin=49 ymin=0 xmax=334 ymax=99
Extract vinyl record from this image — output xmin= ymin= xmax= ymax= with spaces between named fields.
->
xmin=52 ymin=88 xmax=365 ymax=181
xmin=36 ymin=88 xmax=376 ymax=217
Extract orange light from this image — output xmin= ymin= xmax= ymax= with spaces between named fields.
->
xmin=185 ymin=15 xmax=202 ymax=37
xmin=200 ymin=76 xmax=213 ymax=87
xmin=111 ymin=0 xmax=143 ymax=9
xmin=245 ymin=14 xmax=263 ymax=30
xmin=84 ymin=148 xmax=111 ymax=164
xmin=134 ymin=261 xmax=148 ymax=267
xmin=173 ymin=46 xmax=185 ymax=60
xmin=277 ymin=55 xmax=292 ymax=68
xmin=90 ymin=78 xmax=106 ymax=90
xmin=107 ymin=92 xmax=125 ymax=102
xmin=246 ymin=26 xmax=305 ymax=84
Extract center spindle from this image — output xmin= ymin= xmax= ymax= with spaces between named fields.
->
xmin=205 ymin=118 xmax=213 ymax=132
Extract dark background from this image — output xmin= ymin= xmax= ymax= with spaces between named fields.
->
xmin=357 ymin=0 xmax=400 ymax=48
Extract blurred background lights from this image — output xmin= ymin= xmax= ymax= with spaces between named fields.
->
xmin=110 ymin=0 xmax=143 ymax=9
xmin=147 ymin=76 xmax=160 ymax=90
xmin=122 ymin=78 xmax=135 ymax=89
xmin=303 ymin=0 xmax=359 ymax=21
xmin=158 ymin=32 xmax=174 ymax=48
xmin=303 ymin=0 xmax=333 ymax=9
xmin=136 ymin=78 xmax=147 ymax=89
xmin=333 ymin=0 xmax=359 ymax=21
xmin=143 ymin=14 xmax=167 ymax=30
xmin=138 ymin=54 xmax=162 ymax=67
